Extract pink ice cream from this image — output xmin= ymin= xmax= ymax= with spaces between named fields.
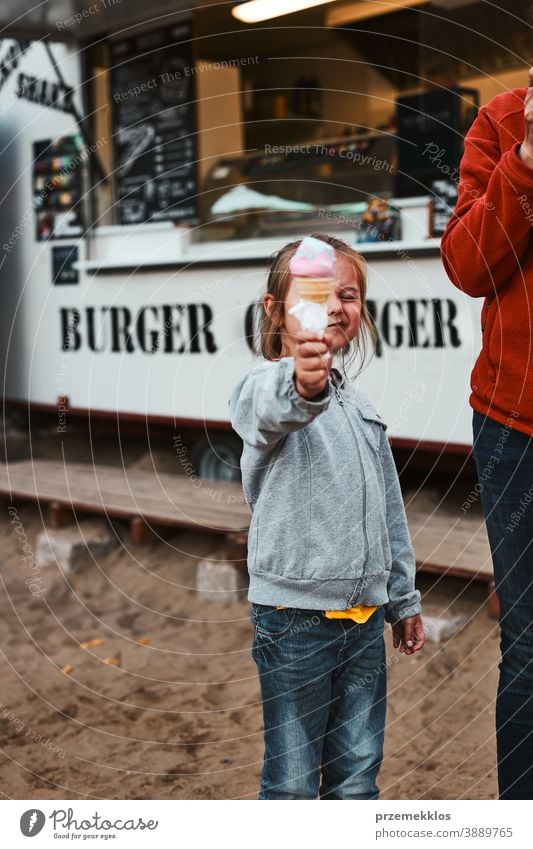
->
xmin=287 ymin=237 xmax=336 ymax=334
xmin=289 ymin=236 xmax=336 ymax=278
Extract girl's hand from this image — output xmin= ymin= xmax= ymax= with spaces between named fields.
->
xmin=294 ymin=329 xmax=334 ymax=400
xmin=519 ymin=66 xmax=533 ymax=170
xmin=392 ymin=614 xmax=425 ymax=656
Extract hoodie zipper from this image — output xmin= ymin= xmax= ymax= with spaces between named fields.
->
xmin=333 ymin=384 xmax=369 ymax=567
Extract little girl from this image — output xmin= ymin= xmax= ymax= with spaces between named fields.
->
xmin=229 ymin=233 xmax=424 ymax=800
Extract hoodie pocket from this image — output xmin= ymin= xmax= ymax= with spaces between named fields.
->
xmin=358 ymin=407 xmax=387 ymax=456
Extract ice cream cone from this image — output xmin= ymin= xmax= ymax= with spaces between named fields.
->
xmin=293 ymin=276 xmax=333 ymax=305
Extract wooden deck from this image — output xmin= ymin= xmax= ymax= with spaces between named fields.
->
xmin=0 ymin=459 xmax=493 ymax=587
xmin=406 ymin=508 xmax=492 ymax=582
xmin=407 ymin=507 xmax=495 ymax=615
xmin=0 ymin=460 xmax=251 ymax=535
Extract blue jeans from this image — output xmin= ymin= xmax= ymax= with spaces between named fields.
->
xmin=250 ymin=603 xmax=386 ymax=799
xmin=472 ymin=410 xmax=533 ymax=800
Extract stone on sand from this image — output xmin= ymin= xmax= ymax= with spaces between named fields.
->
xmin=196 ymin=559 xmax=248 ymax=602
xmin=35 ymin=520 xmax=117 ymax=575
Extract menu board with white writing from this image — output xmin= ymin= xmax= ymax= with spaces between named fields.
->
xmin=110 ymin=21 xmax=198 ymax=225
xmin=430 ymin=178 xmax=458 ymax=237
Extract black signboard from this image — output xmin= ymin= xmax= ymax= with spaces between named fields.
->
xmin=395 ymin=88 xmax=478 ymax=198
xmin=430 ymin=178 xmax=458 ymax=238
xmin=52 ymin=245 xmax=79 ymax=285
xmin=110 ymin=21 xmax=198 ymax=226
xmin=32 ymin=135 xmax=84 ymax=241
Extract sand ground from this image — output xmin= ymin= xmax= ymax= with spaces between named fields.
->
xmin=0 ymin=421 xmax=499 ymax=800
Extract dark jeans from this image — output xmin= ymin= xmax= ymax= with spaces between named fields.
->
xmin=472 ymin=410 xmax=533 ymax=799
xmin=250 ymin=603 xmax=386 ymax=799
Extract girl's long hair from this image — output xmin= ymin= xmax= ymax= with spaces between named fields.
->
xmin=256 ymin=233 xmax=377 ymax=380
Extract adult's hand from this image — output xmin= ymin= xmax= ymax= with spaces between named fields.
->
xmin=294 ymin=329 xmax=333 ymax=400
xmin=519 ymin=66 xmax=533 ymax=171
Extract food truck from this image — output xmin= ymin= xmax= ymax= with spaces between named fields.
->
xmin=0 ymin=0 xmax=528 ymax=481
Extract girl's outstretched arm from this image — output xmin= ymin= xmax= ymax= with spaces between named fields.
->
xmin=229 ymin=351 xmax=331 ymax=449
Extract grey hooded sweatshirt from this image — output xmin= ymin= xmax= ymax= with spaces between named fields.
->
xmin=229 ymin=357 xmax=421 ymax=623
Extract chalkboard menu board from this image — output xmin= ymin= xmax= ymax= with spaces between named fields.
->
xmin=110 ymin=21 xmax=198 ymax=226
xmin=52 ymin=245 xmax=79 ymax=285
xmin=430 ymin=178 xmax=458 ymax=237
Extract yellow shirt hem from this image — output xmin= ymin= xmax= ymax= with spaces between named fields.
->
xmin=275 ymin=605 xmax=378 ymax=624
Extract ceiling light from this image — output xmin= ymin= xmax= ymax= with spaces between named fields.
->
xmin=232 ymin=0 xmax=337 ymax=24
xmin=326 ymin=0 xmax=428 ymax=27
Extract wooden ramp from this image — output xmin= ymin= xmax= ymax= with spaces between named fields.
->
xmin=405 ymin=505 xmax=495 ymax=615
xmin=0 ymin=460 xmax=494 ymax=606
xmin=0 ymin=460 xmax=251 ymax=539
xmin=406 ymin=508 xmax=492 ymax=583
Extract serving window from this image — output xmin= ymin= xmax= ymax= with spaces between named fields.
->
xmin=82 ymin=0 xmax=530 ymax=239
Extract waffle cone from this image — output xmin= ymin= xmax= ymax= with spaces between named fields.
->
xmin=293 ymin=276 xmax=333 ymax=304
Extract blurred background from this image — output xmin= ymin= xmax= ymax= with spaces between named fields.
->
xmin=0 ymin=0 xmax=524 ymax=800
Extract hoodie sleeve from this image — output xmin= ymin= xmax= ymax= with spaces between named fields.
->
xmin=440 ymin=105 xmax=533 ymax=299
xmin=379 ymin=429 xmax=421 ymax=624
xmin=229 ymin=357 xmax=332 ymax=449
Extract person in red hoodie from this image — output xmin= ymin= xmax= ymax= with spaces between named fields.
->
xmin=441 ymin=70 xmax=533 ymax=800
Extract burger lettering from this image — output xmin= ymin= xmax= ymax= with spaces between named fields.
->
xmin=59 ymin=297 xmax=461 ymax=355
xmin=60 ymin=304 xmax=217 ymax=354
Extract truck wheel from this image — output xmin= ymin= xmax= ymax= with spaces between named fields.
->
xmin=191 ymin=433 xmax=241 ymax=482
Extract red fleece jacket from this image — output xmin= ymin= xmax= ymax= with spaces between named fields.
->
xmin=441 ymin=86 xmax=533 ymax=436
